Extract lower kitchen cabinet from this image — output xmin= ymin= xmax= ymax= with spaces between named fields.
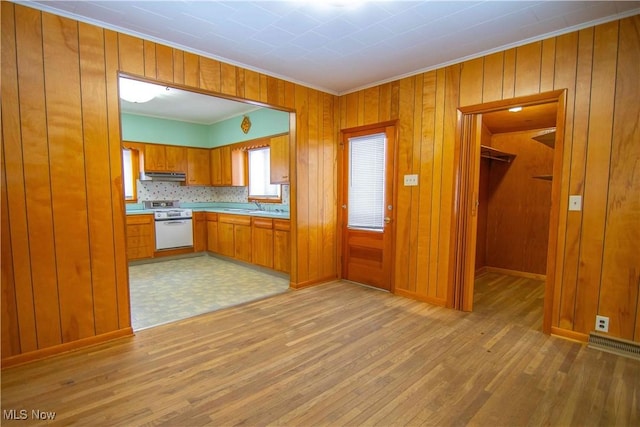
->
xmin=234 ymin=220 xmax=252 ymax=263
xmin=206 ymin=212 xmax=289 ymax=274
xmin=217 ymin=221 xmax=235 ymax=257
xmin=206 ymin=213 xmax=218 ymax=253
xmin=273 ymin=219 xmax=290 ymax=273
xmin=126 ymin=214 xmax=155 ymax=260
xmin=217 ymin=213 xmax=252 ymax=262
xmin=252 ymin=217 xmax=274 ymax=268
xmin=193 ymin=212 xmax=207 ymax=252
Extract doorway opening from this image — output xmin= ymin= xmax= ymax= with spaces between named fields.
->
xmin=118 ymin=75 xmax=295 ymax=331
xmin=451 ymin=90 xmax=567 ymax=334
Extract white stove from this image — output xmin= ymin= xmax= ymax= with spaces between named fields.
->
xmin=143 ymin=200 xmax=193 ymax=250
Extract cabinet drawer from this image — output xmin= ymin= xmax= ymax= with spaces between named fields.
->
xmin=206 ymin=212 xmax=218 ymax=221
xmin=218 ymin=214 xmax=251 ymax=226
xmin=252 ymin=217 xmax=273 ymax=229
xmin=126 ymin=214 xmax=153 ymax=225
xmin=126 ymin=235 xmax=150 ymax=248
xmin=274 ymin=219 xmax=290 ymax=231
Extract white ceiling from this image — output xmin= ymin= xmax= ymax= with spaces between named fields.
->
xmin=21 ymin=1 xmax=640 ymax=95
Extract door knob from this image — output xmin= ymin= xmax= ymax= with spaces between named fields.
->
xmin=384 ymin=217 xmax=391 ymax=224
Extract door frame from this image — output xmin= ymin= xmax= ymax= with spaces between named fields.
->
xmin=450 ymin=90 xmax=567 ymax=334
xmin=338 ymin=121 xmax=398 ymax=291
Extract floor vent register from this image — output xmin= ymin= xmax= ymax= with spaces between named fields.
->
xmin=588 ymin=332 xmax=640 ymax=361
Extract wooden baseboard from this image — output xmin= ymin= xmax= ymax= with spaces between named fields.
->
xmin=551 ymin=326 xmax=589 ymax=343
xmin=483 ymin=266 xmax=546 ymax=281
xmin=475 ymin=266 xmax=488 ymax=277
xmin=393 ymin=288 xmax=447 ymax=307
xmin=290 ymin=275 xmax=338 ymax=289
xmin=154 ymin=247 xmax=195 ymax=258
xmin=1 ymin=328 xmax=134 ymax=369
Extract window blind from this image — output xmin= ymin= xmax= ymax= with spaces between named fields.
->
xmin=348 ymin=133 xmax=386 ymax=231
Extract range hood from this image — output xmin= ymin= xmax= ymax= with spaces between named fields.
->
xmin=139 ymin=171 xmax=186 ymax=182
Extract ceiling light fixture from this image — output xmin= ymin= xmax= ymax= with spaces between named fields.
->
xmin=509 ymin=106 xmax=523 ymax=113
xmin=119 ymin=78 xmax=162 ymax=103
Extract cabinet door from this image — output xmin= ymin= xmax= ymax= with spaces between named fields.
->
xmin=144 ymin=144 xmax=166 ymax=172
xmin=252 ymin=218 xmax=273 ymax=268
xmin=193 ymin=212 xmax=207 ymax=252
xmin=234 ymin=223 xmax=252 ymax=263
xmin=165 ymin=145 xmax=187 ymax=172
xmin=217 ymin=222 xmax=235 ymax=257
xmin=126 ymin=214 xmax=155 ymax=260
xmin=187 ymin=148 xmax=211 ymax=186
xmin=270 ymin=134 xmax=289 ymax=184
xmin=207 ymin=214 xmax=218 ymax=253
xmin=210 ymin=148 xmax=222 ymax=186
xmin=273 ymin=219 xmax=290 ymax=273
xmin=231 ymin=149 xmax=247 ymax=186
xmin=220 ymin=145 xmax=233 ymax=186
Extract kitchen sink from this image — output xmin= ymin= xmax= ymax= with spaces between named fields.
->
xmin=223 ymin=208 xmax=264 ymax=214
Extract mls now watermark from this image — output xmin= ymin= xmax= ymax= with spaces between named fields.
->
xmin=3 ymin=409 xmax=56 ymax=421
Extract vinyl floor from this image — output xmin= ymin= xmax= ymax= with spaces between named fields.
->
xmin=129 ymin=254 xmax=290 ymax=330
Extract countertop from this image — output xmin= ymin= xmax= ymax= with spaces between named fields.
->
xmin=126 ymin=202 xmax=290 ymax=220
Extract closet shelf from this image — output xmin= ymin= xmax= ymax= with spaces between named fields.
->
xmin=532 ymin=129 xmax=556 ymax=148
xmin=480 ymin=145 xmax=515 ymax=163
xmin=532 ymin=175 xmax=553 ymax=181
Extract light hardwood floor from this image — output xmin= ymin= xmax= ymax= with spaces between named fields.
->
xmin=2 ymin=274 xmax=639 ymax=426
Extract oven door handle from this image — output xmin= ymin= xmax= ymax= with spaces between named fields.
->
xmin=158 ymin=220 xmax=190 ymax=225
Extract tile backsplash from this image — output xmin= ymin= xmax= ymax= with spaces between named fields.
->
xmin=137 ymin=181 xmax=289 ymax=204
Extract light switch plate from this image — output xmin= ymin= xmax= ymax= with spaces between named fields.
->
xmin=569 ymin=195 xmax=582 ymax=211
xmin=404 ymin=174 xmax=418 ymax=186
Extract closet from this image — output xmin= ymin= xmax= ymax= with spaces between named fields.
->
xmin=474 ymin=108 xmax=556 ymax=279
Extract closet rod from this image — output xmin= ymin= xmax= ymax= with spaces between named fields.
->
xmin=481 ymin=155 xmax=512 ymax=163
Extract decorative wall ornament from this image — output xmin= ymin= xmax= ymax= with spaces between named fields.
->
xmin=241 ymin=115 xmax=251 ymax=134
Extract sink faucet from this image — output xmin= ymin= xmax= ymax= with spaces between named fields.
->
xmin=254 ymin=201 xmax=264 ymax=211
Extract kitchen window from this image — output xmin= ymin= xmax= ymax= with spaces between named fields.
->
xmin=248 ymin=147 xmax=281 ymax=202
xmin=122 ymin=145 xmax=140 ymax=202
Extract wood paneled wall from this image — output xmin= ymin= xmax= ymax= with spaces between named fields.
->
xmin=1 ymin=2 xmax=639 ymax=366
xmin=484 ymin=130 xmax=555 ymax=275
xmin=1 ymin=2 xmax=338 ymax=365
xmin=474 ymin=126 xmax=493 ymax=272
xmin=340 ymin=16 xmax=640 ymax=341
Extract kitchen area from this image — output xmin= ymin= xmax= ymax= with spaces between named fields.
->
xmin=121 ymin=77 xmax=292 ymax=330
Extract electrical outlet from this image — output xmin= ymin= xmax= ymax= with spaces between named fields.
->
xmin=404 ymin=174 xmax=418 ymax=186
xmin=569 ymin=195 xmax=582 ymax=211
xmin=595 ymin=315 xmax=609 ymax=332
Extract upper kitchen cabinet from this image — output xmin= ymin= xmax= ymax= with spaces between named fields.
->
xmin=145 ymin=143 xmax=187 ymax=173
xmin=210 ymin=145 xmax=246 ymax=187
xmin=270 ymin=134 xmax=289 ymax=184
xmin=210 ymin=146 xmax=231 ymax=186
xmin=187 ymin=147 xmax=211 ymax=186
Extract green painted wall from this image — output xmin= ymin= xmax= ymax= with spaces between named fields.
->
xmin=121 ymin=114 xmax=210 ymax=147
xmin=121 ymin=108 xmax=289 ymax=148
xmin=208 ymin=108 xmax=290 ymax=147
